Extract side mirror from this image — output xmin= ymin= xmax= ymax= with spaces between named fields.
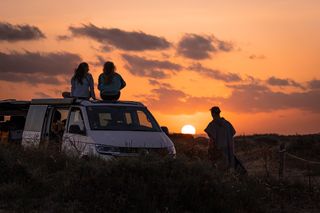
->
xmin=69 ymin=124 xmax=86 ymax=135
xmin=161 ymin=126 xmax=169 ymax=135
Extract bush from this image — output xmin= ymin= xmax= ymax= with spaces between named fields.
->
xmin=0 ymin=144 xmax=273 ymax=212
xmin=0 ymin=143 xmax=319 ymax=212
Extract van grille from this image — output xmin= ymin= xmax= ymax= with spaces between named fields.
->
xmin=95 ymin=145 xmax=170 ymax=157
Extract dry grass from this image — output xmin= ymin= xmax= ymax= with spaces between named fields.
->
xmin=0 ymin=134 xmax=319 ymax=212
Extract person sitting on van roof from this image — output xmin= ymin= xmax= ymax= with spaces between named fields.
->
xmin=98 ymin=61 xmax=126 ymax=101
xmin=71 ymin=62 xmax=96 ymax=100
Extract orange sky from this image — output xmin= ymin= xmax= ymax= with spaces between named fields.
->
xmin=1 ymin=0 xmax=320 ymax=135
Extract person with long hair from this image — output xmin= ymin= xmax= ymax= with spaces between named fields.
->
xmin=98 ymin=61 xmax=126 ymax=101
xmin=71 ymin=62 xmax=96 ymax=100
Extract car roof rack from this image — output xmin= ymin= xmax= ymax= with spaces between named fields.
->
xmin=0 ymin=99 xmax=30 ymax=105
xmin=30 ymin=98 xmax=144 ymax=107
xmin=79 ymin=99 xmax=144 ymax=106
xmin=31 ymin=98 xmax=76 ymax=105
xmin=0 ymin=99 xmax=31 ymax=116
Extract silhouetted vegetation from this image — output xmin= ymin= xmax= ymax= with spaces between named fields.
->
xmin=0 ymin=134 xmax=319 ymax=212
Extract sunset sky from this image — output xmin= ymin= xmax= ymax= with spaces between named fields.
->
xmin=1 ymin=0 xmax=320 ymax=135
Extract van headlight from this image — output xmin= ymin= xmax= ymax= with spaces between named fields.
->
xmin=167 ymin=145 xmax=176 ymax=157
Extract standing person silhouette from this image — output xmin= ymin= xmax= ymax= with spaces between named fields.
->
xmin=98 ymin=61 xmax=126 ymax=101
xmin=204 ymin=106 xmax=236 ymax=170
xmin=71 ymin=62 xmax=96 ymax=100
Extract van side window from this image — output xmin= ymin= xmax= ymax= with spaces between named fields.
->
xmin=67 ymin=108 xmax=85 ymax=133
xmin=24 ymin=105 xmax=47 ymax=132
xmin=125 ymin=112 xmax=132 ymax=124
xmin=98 ymin=113 xmax=112 ymax=127
xmin=137 ymin=110 xmax=152 ymax=128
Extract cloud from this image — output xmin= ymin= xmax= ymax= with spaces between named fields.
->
xmin=0 ymin=22 xmax=45 ymax=42
xmin=90 ymin=55 xmax=106 ymax=67
xmin=34 ymin=92 xmax=52 ymax=98
xmin=0 ymin=72 xmax=62 ymax=85
xmin=142 ymin=81 xmax=320 ymax=114
xmin=176 ymin=34 xmax=234 ymax=60
xmin=267 ymin=76 xmax=304 ymax=89
xmin=100 ymin=44 xmax=114 ymax=52
xmin=0 ymin=51 xmax=81 ymax=85
xmin=188 ymin=63 xmax=242 ymax=82
xmin=69 ymin=23 xmax=171 ymax=51
xmin=308 ymin=79 xmax=320 ymax=90
xmin=122 ymin=54 xmax=182 ymax=78
xmin=56 ymin=35 xmax=72 ymax=41
xmin=217 ymin=39 xmax=234 ymax=52
xmin=148 ymin=79 xmax=172 ymax=88
xmin=249 ymin=54 xmax=266 ymax=60
xmin=222 ymin=83 xmax=320 ymax=113
xmin=144 ymin=83 xmax=214 ymax=114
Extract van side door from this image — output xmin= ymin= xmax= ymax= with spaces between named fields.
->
xmin=41 ymin=106 xmax=69 ymax=151
xmin=22 ymin=105 xmax=48 ymax=147
xmin=62 ymin=107 xmax=89 ymax=156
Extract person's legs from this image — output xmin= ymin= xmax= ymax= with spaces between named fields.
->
xmin=113 ymin=92 xmax=120 ymax=100
xmin=208 ymin=142 xmax=215 ymax=165
xmin=217 ymin=149 xmax=229 ymax=171
xmin=208 ymin=143 xmax=225 ymax=169
xmin=226 ymin=141 xmax=235 ymax=169
xmin=101 ymin=92 xmax=120 ymax=101
xmin=77 ymin=97 xmax=90 ymax=100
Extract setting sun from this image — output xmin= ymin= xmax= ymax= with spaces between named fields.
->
xmin=181 ymin=125 xmax=196 ymax=135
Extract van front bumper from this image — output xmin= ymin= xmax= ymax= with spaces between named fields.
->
xmin=95 ymin=144 xmax=176 ymax=157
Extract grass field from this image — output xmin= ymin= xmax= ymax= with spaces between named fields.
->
xmin=0 ymin=134 xmax=319 ymax=212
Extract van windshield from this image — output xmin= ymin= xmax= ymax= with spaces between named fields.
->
xmin=86 ymin=106 xmax=161 ymax=132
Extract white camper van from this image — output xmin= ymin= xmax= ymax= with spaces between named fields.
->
xmin=16 ymin=98 xmax=176 ymax=159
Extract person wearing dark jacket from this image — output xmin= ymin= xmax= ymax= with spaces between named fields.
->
xmin=204 ymin=106 xmax=236 ymax=170
xmin=98 ymin=61 xmax=126 ymax=101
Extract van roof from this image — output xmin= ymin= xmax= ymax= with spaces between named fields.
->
xmin=79 ymin=100 xmax=145 ymax=107
xmin=0 ymin=99 xmax=30 ymax=116
xmin=30 ymin=98 xmax=145 ymax=107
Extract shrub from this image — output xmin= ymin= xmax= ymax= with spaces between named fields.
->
xmin=0 ymin=144 xmax=272 ymax=212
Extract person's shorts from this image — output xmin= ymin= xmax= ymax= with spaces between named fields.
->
xmin=101 ymin=92 xmax=120 ymax=101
